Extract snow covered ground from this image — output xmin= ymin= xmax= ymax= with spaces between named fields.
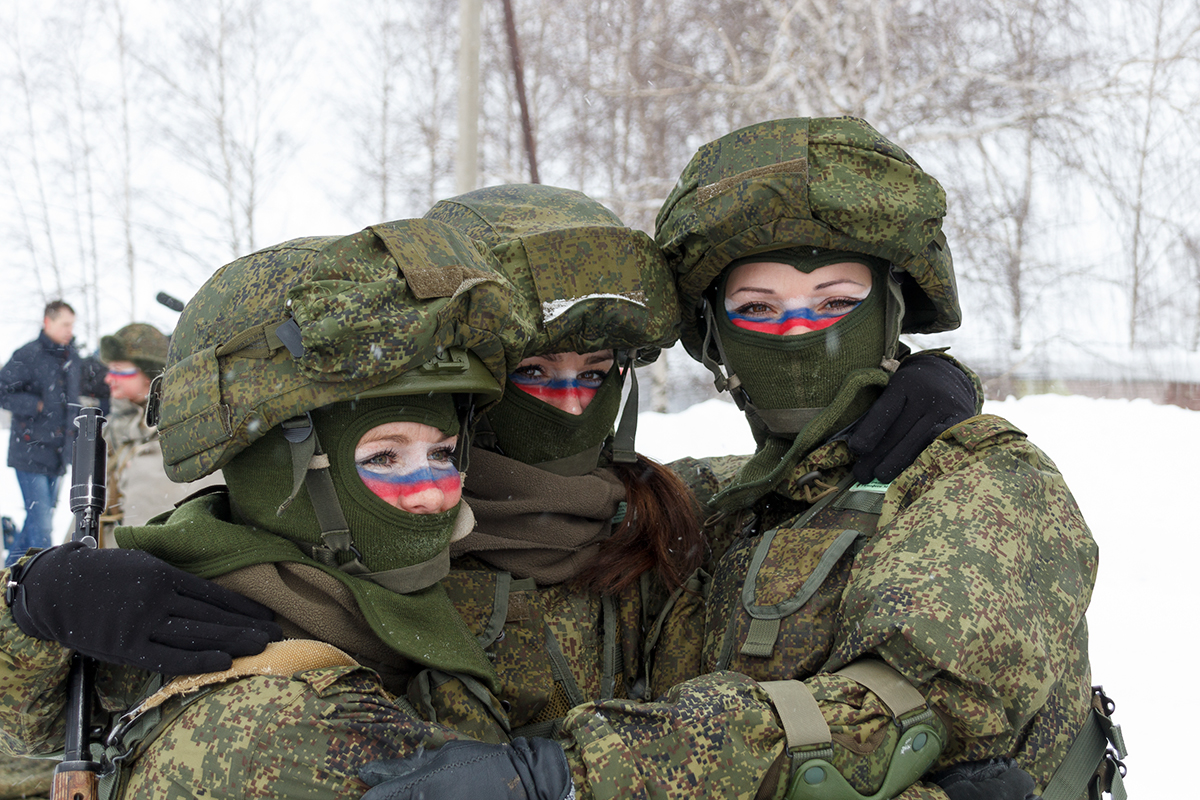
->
xmin=3 ymin=393 xmax=1189 ymax=796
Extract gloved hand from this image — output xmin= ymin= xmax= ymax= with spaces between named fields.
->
xmin=848 ymin=353 xmax=978 ymax=483
xmin=929 ymin=758 xmax=1037 ymax=800
xmin=360 ymin=737 xmax=573 ymax=800
xmin=7 ymin=542 xmax=282 ymax=674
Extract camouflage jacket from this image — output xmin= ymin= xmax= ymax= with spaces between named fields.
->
xmin=556 ymin=414 xmax=1097 ymax=800
xmin=0 ymin=536 xmax=678 ymax=799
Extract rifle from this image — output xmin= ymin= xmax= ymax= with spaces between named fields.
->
xmin=52 ymin=406 xmax=107 ymax=800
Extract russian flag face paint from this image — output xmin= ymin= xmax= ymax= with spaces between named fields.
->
xmin=510 ymin=374 xmax=601 ymax=408
xmin=357 ymin=463 xmax=462 ymax=505
xmin=723 ymin=260 xmax=873 ymax=337
xmin=355 ymin=421 xmax=462 ymax=513
xmin=725 ymin=304 xmax=847 ymax=335
xmin=508 ymin=350 xmax=615 ymax=415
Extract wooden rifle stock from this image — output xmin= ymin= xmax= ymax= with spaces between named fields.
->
xmin=52 ymin=406 xmax=107 ymax=800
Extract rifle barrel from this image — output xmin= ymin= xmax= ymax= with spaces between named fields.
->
xmin=53 ymin=407 xmax=107 ymax=800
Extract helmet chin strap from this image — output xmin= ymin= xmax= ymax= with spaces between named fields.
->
xmin=700 ymin=298 xmax=744 ymax=401
xmin=882 ymin=266 xmax=906 ymax=369
xmin=609 ymin=348 xmax=640 ymax=465
xmin=277 ymin=413 xmax=366 ymax=575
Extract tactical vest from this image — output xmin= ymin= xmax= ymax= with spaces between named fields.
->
xmin=702 ymin=476 xmax=1127 ymax=800
xmin=427 ymin=567 xmax=678 ymax=740
xmin=705 ymin=476 xmax=885 ymax=681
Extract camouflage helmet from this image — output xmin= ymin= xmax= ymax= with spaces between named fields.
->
xmin=655 ymin=116 xmax=961 ymax=362
xmin=150 ymin=219 xmax=533 ymax=482
xmin=425 ymin=183 xmax=679 ymax=361
xmin=99 ymin=322 xmax=170 ymax=378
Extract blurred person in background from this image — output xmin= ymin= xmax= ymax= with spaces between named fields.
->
xmin=1 ymin=300 xmax=81 ymax=567
xmin=97 ymin=322 xmax=222 ymax=543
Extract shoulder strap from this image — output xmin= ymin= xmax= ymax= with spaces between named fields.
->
xmin=1041 ymin=686 xmax=1127 ymax=800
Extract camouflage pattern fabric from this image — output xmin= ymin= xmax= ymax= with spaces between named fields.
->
xmin=0 ymin=541 xmax=664 ymax=799
xmin=426 ymin=184 xmax=679 ymax=362
xmin=156 ymin=219 xmax=534 ymax=482
xmin=577 ymin=413 xmax=1095 ymax=798
xmin=654 ymin=116 xmax=961 ymax=362
xmin=433 ymin=562 xmax=656 ymax=738
xmin=0 ymin=751 xmax=52 ymax=800
xmin=99 ymin=322 xmax=170 ymax=377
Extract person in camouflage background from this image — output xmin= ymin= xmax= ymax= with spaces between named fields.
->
xmin=554 ymin=117 xmax=1100 ymax=800
xmin=360 ymin=119 xmax=1102 ymax=800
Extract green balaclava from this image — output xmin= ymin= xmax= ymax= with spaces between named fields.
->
xmin=223 ymin=395 xmax=465 ymax=576
xmin=706 ymin=248 xmax=898 ymax=511
xmin=481 ymin=360 xmax=623 ymax=474
xmin=715 ymin=248 xmax=890 ymax=436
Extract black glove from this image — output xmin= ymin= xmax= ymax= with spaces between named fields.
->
xmin=848 ymin=353 xmax=977 ymax=483
xmin=929 ymin=758 xmax=1037 ymax=800
xmin=360 ymin=737 xmax=573 ymax=800
xmin=7 ymin=542 xmax=282 ymax=675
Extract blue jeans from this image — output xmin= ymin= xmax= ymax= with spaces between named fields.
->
xmin=6 ymin=471 xmax=61 ymax=568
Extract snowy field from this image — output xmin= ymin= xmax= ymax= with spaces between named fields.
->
xmin=3 ymin=393 xmax=1190 ymax=796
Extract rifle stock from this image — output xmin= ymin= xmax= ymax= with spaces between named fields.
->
xmin=53 ymin=406 xmax=107 ymax=800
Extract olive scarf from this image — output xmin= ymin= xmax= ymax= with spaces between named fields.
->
xmin=115 ymin=491 xmax=499 ymax=692
xmin=452 ymin=447 xmax=627 ymax=585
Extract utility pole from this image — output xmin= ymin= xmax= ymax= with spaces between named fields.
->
xmin=456 ymin=0 xmax=482 ymax=194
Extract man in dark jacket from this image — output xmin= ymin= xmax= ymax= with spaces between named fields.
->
xmin=1 ymin=300 xmax=82 ymax=567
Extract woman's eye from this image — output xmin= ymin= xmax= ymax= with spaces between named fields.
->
xmin=818 ymin=297 xmax=865 ymax=315
xmin=577 ymin=370 xmax=607 ymax=388
xmin=358 ymin=449 xmax=397 ymax=471
xmin=731 ymin=301 xmax=777 ymax=318
xmin=510 ymin=365 xmax=547 ymax=384
xmin=428 ymin=447 xmax=456 ymax=466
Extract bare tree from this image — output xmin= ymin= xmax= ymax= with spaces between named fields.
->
xmin=2 ymin=7 xmax=65 ymax=302
xmin=337 ymin=0 xmax=459 ymax=221
xmin=1087 ymin=0 xmax=1200 ymax=347
xmin=143 ymin=0 xmax=307 ymax=260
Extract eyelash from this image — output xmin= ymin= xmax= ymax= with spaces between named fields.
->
xmin=358 ymin=447 xmax=457 ymax=470
xmin=733 ymin=296 xmax=863 ymax=317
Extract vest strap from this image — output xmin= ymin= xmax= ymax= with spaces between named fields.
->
xmin=1041 ymin=686 xmax=1127 ymax=800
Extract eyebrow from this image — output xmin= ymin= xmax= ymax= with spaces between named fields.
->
xmin=729 ymin=278 xmax=868 ymax=296
xmin=539 ymin=352 xmax=614 ymax=364
xmin=358 ymin=431 xmax=456 ymax=447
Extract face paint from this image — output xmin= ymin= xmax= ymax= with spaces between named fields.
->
xmin=511 ymin=374 xmax=601 ymax=405
xmin=508 ymin=350 xmax=615 ymax=415
xmin=723 ymin=260 xmax=873 ymax=337
xmin=106 ymin=367 xmax=141 ymax=379
xmin=724 ymin=303 xmax=849 ymax=335
xmin=357 ymin=463 xmax=462 ymax=505
xmin=354 ymin=421 xmax=462 ymax=513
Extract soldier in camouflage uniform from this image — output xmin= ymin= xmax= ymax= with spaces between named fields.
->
xmin=0 ymin=191 xmax=976 ymax=800
xmin=360 ymin=120 xmax=1105 ymax=800
xmin=420 ymin=184 xmax=708 ymax=739
xmin=97 ymin=322 xmax=224 ymax=539
xmin=0 ymin=219 xmax=549 ymax=799
xmin=558 ymin=117 xmax=1100 ymax=800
